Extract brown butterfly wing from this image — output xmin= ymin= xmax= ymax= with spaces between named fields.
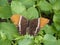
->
xmin=18 ymin=16 xmax=28 ymax=35
xmin=29 ymin=18 xmax=40 ymax=35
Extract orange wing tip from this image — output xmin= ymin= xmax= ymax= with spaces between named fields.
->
xmin=11 ymin=14 xmax=20 ymax=26
xmin=40 ymin=17 xmax=49 ymax=28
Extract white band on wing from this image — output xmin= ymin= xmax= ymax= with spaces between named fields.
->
xmin=34 ymin=18 xmax=40 ymax=35
xmin=18 ymin=16 xmax=22 ymax=34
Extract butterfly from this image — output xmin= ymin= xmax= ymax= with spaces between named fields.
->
xmin=11 ymin=14 xmax=49 ymax=36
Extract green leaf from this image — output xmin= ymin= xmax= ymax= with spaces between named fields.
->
xmin=19 ymin=0 xmax=35 ymax=8
xmin=57 ymin=39 xmax=60 ymax=45
xmin=18 ymin=35 xmax=33 ymax=45
xmin=54 ymin=23 xmax=60 ymax=31
xmin=41 ymin=25 xmax=56 ymax=35
xmin=53 ymin=12 xmax=60 ymax=23
xmin=53 ymin=12 xmax=60 ymax=31
xmin=0 ymin=32 xmax=6 ymax=40
xmin=0 ymin=34 xmax=11 ymax=45
xmin=0 ymin=6 xmax=12 ymax=18
xmin=49 ymin=0 xmax=56 ymax=5
xmin=0 ymin=39 xmax=11 ymax=45
xmin=27 ymin=7 xmax=39 ymax=20
xmin=0 ymin=22 xmax=19 ymax=40
xmin=34 ymin=36 xmax=43 ymax=44
xmin=0 ymin=0 xmax=8 ymax=6
xmin=38 ymin=0 xmax=52 ymax=12
xmin=11 ymin=1 xmax=26 ymax=15
xmin=18 ymin=39 xmax=32 ymax=45
xmin=21 ymin=7 xmax=39 ymax=20
xmin=57 ymin=32 xmax=60 ymax=39
xmin=53 ymin=0 xmax=60 ymax=11
xmin=43 ymin=34 xmax=57 ymax=45
xmin=21 ymin=10 xmax=28 ymax=19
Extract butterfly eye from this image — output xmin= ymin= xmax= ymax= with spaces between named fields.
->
xmin=40 ymin=17 xmax=49 ymax=28
xmin=11 ymin=14 xmax=20 ymax=26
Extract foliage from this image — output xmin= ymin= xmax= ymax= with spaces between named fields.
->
xmin=0 ymin=0 xmax=60 ymax=45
